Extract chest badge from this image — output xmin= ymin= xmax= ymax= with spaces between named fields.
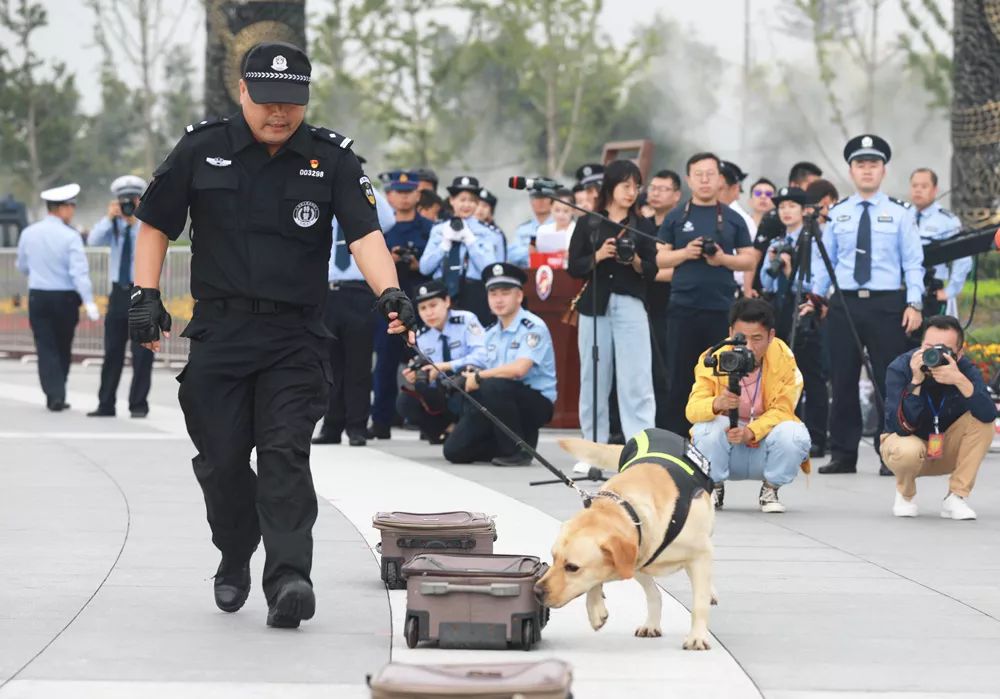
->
xmin=877 ymin=214 xmax=893 ymax=223
xmin=310 ymin=159 xmax=319 ymax=169
xmin=206 ymin=157 xmax=232 ymax=167
xmin=293 ymin=201 xmax=320 ymax=228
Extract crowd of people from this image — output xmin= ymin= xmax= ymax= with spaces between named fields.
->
xmin=13 ymin=128 xmax=996 ymax=519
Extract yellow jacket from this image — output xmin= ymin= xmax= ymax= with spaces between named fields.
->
xmin=686 ymin=337 xmax=811 ymax=474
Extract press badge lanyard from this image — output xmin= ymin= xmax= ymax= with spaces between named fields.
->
xmin=926 ymin=394 xmax=946 ymax=459
xmin=740 ymin=367 xmax=763 ymax=421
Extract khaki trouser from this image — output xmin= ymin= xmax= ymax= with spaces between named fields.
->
xmin=880 ymin=412 xmax=993 ymax=499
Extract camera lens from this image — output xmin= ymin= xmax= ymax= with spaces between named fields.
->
xmin=703 ymin=239 xmax=718 ymax=256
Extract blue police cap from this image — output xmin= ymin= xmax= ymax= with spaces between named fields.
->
xmin=385 ymin=170 xmax=420 ymax=192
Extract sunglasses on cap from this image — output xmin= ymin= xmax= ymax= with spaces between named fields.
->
xmin=752 ymin=189 xmax=774 ymax=198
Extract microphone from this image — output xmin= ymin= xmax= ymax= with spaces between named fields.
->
xmin=508 ymin=176 xmax=562 ymax=191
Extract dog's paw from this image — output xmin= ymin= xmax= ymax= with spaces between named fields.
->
xmin=587 ymin=604 xmax=609 ymax=631
xmin=634 ymin=625 xmax=662 ymax=638
xmin=682 ymin=634 xmax=711 ymax=650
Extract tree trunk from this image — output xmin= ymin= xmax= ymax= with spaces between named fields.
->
xmin=951 ymin=0 xmax=1000 ymax=228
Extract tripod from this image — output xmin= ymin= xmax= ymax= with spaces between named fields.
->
xmin=781 ymin=211 xmax=886 ymax=458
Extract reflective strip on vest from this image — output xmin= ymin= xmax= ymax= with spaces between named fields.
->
xmin=620 ymin=430 xmax=695 ymax=476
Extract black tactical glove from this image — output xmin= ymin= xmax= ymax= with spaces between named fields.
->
xmin=128 ymin=287 xmax=172 ymax=344
xmin=374 ymin=287 xmax=417 ymax=331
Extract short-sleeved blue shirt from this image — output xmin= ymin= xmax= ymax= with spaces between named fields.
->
xmin=484 ymin=307 xmax=557 ymax=403
xmin=658 ymin=201 xmax=751 ymax=311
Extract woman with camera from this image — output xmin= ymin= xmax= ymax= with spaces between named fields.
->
xmin=568 ymin=159 xmax=658 ymax=443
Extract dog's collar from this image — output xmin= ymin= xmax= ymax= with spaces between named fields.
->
xmin=593 ymin=490 xmax=642 ymax=547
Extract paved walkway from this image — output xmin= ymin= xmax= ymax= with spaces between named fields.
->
xmin=1 ymin=360 xmax=999 ymax=698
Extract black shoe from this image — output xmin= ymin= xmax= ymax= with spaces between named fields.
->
xmin=47 ymin=401 xmax=70 ymax=412
xmin=879 ymin=463 xmax=893 ymax=476
xmin=712 ymin=482 xmax=725 ymax=510
xmin=130 ymin=409 xmax=148 ymax=418
xmin=809 ymin=444 xmax=826 ymax=459
xmin=347 ymin=431 xmax=367 ymax=447
xmin=818 ymin=460 xmax=857 ymax=474
xmin=87 ymin=407 xmax=115 ymax=417
xmin=311 ymin=432 xmax=342 ymax=445
xmin=214 ymin=556 xmax=251 ymax=613
xmin=491 ymin=450 xmax=533 ymax=467
xmin=266 ymin=578 xmax=316 ymax=629
xmin=608 ymin=433 xmax=626 ymax=445
xmin=367 ymin=423 xmax=391 ymax=439
xmin=428 ymin=432 xmax=446 ymax=445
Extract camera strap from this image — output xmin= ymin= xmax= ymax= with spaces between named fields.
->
xmin=680 ymin=199 xmax=724 ymax=239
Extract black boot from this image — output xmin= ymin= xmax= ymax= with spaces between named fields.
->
xmin=267 ymin=577 xmax=316 ymax=629
xmin=818 ymin=459 xmax=857 ymax=474
xmin=214 ymin=555 xmax=251 ymax=613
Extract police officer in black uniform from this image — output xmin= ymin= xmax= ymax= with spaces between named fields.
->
xmin=129 ymin=42 xmax=416 ymax=629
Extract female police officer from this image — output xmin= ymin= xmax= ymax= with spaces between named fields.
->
xmin=128 ymin=42 xmax=415 ymax=629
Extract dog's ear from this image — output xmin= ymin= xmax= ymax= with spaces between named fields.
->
xmin=601 ymin=535 xmax=638 ymax=580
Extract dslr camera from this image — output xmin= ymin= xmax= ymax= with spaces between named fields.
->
xmin=406 ymin=356 xmax=433 ymax=390
xmin=703 ymin=333 xmax=755 ymax=379
xmin=614 ymin=235 xmax=636 ymax=264
xmin=701 ymin=236 xmax=719 ymax=257
xmin=921 ymin=344 xmax=956 ymax=372
xmin=766 ymin=241 xmax=796 ymax=278
xmin=394 ymin=243 xmax=422 ymax=267
xmin=118 ymin=195 xmax=139 ymax=218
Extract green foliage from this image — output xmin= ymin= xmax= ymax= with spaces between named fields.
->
xmin=898 ymin=0 xmax=951 ymax=110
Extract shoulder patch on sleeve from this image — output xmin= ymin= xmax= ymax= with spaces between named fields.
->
xmin=308 ymin=125 xmax=354 ymax=150
xmin=888 ymin=196 xmax=912 ymax=209
xmin=185 ymin=116 xmax=228 ymax=134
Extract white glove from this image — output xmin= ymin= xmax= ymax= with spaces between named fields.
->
xmin=85 ymin=302 xmax=100 ymax=321
xmin=439 ymin=237 xmax=454 ymax=252
xmin=441 ymin=225 xmax=460 ymax=242
xmin=460 ymin=226 xmax=477 ymax=246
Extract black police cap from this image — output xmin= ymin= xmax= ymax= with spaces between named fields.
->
xmin=719 ymin=160 xmax=748 ymax=186
xmin=446 ymin=175 xmax=481 ymax=197
xmin=844 ymin=134 xmax=891 ymax=164
xmin=575 ymin=163 xmax=604 ymax=187
xmin=243 ymin=42 xmax=311 ymax=106
xmin=483 ymin=262 xmax=527 ymax=290
xmin=414 ymin=280 xmax=449 ymax=303
xmin=414 ymin=168 xmax=439 ymax=186
xmin=479 ymin=188 xmax=498 ymax=209
xmin=772 ymin=186 xmax=810 ymax=207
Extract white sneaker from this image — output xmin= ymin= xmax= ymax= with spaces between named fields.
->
xmin=759 ymin=483 xmax=786 ymax=513
xmin=941 ymin=493 xmax=977 ymax=520
xmin=892 ymin=491 xmax=918 ymax=518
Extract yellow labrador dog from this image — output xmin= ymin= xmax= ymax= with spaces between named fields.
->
xmin=534 ymin=428 xmax=716 ymax=650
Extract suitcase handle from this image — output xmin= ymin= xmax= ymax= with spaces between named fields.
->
xmin=420 ymin=581 xmax=521 ymax=597
xmin=397 ymin=536 xmax=476 ymax=550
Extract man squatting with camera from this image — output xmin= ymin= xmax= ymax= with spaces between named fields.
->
xmin=882 ymin=315 xmax=997 ymax=520
xmin=687 ymin=297 xmax=812 ymax=513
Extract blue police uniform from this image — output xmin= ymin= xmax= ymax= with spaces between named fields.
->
xmin=396 ymin=300 xmax=488 ymax=441
xmin=370 ymin=170 xmax=434 ymax=436
xmin=443 ymin=263 xmax=557 ymax=466
xmin=86 ymin=175 xmax=155 ymax=417
xmin=811 ymin=135 xmax=926 ymax=473
xmin=419 ymin=216 xmax=498 ymax=323
xmin=16 ymin=194 xmax=95 ymax=410
xmin=314 ymin=191 xmax=395 ymax=445
xmin=507 ymin=216 xmax=551 ymax=267
xmin=915 ymin=202 xmax=968 ymax=316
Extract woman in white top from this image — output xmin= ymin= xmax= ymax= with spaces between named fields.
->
xmin=533 ymin=189 xmax=576 ymax=253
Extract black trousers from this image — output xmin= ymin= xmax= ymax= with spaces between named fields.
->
xmin=649 ymin=308 xmax=671 ymax=429
xmin=97 ymin=284 xmax=154 ymax=413
xmin=663 ymin=304 xmax=730 ymax=435
xmin=443 ymin=378 xmax=554 ymax=463
xmin=28 ymin=290 xmax=80 ymax=406
xmin=396 ymin=384 xmax=460 ymax=437
xmin=793 ymin=327 xmax=829 ymax=451
xmin=826 ymin=291 xmax=909 ymax=465
xmin=319 ymin=284 xmax=376 ymax=436
xmin=176 ymin=302 xmax=330 ymax=604
xmin=454 ymin=279 xmax=493 ymax=326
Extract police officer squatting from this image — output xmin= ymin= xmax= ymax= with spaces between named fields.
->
xmin=10 ymin=35 xmax=997 ymax=631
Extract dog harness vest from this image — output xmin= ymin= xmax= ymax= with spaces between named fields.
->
xmin=600 ymin=428 xmax=713 ymax=568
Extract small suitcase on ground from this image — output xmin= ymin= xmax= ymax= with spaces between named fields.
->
xmin=373 ymin=511 xmax=497 ymax=590
xmin=368 ymin=659 xmax=573 ymax=698
xmin=401 ymin=552 xmax=550 ymax=650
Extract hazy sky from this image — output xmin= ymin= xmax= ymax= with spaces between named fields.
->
xmin=24 ymin=0 xmax=937 ymax=115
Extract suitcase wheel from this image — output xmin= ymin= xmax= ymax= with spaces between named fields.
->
xmin=519 ymin=618 xmax=534 ymax=651
xmin=404 ymin=615 xmax=420 ymax=649
xmin=384 ymin=561 xmax=405 ymax=590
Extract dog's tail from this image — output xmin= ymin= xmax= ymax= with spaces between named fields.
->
xmin=558 ymin=438 xmax=625 ymax=470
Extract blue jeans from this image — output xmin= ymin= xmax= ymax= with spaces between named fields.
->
xmin=691 ymin=416 xmax=810 ymax=486
xmin=577 ymin=293 xmax=655 ymax=443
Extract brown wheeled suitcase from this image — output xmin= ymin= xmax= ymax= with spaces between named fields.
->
xmin=401 ymin=553 xmax=550 ymax=650
xmin=373 ymin=511 xmax=497 ymax=590
xmin=368 ymin=659 xmax=573 ymax=698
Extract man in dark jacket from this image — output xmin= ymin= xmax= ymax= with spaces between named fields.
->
xmin=882 ymin=316 xmax=996 ymax=520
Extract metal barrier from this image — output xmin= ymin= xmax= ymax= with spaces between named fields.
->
xmin=0 ymin=247 xmax=193 ymax=364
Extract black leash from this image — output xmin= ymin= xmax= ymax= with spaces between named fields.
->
xmin=407 ymin=340 xmax=597 ymax=505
